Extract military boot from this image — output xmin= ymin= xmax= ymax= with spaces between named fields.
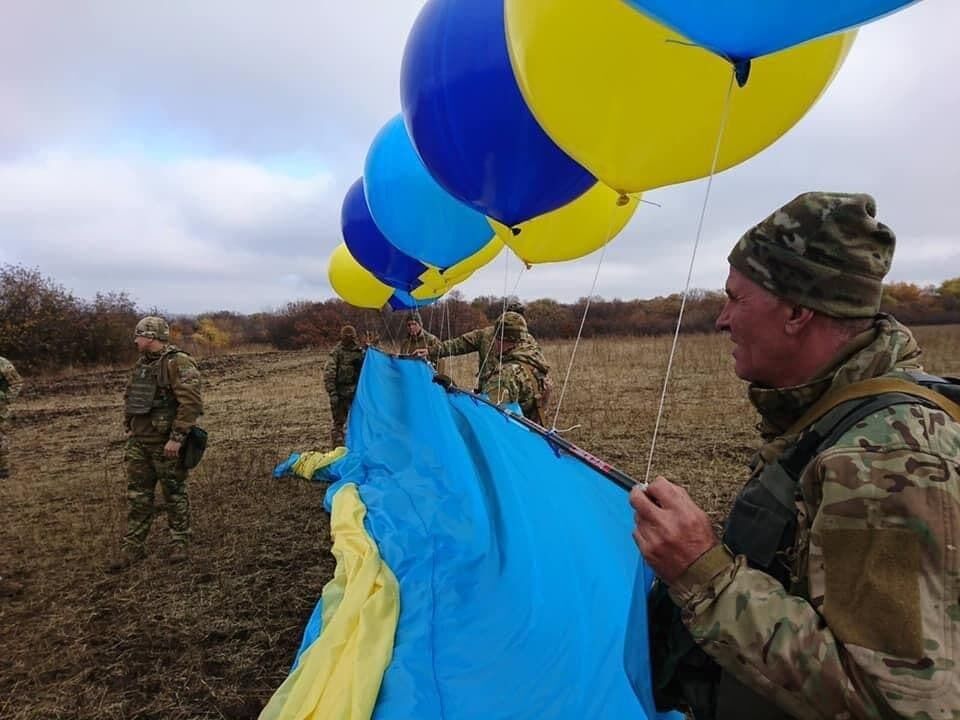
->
xmin=105 ymin=545 xmax=146 ymax=573
xmin=0 ymin=468 xmax=9 ymax=480
xmin=168 ymin=544 xmax=190 ymax=565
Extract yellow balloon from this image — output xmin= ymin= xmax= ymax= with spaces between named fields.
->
xmin=490 ymin=183 xmax=638 ymax=264
xmin=414 ymin=235 xmax=504 ymax=296
xmin=504 ymin=0 xmax=855 ymax=193
xmin=328 ymin=244 xmax=394 ymax=309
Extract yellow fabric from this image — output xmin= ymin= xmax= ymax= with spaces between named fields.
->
xmin=414 ymin=234 xmax=503 ymax=297
xmin=291 ymin=447 xmax=349 ymax=481
xmin=490 ymin=183 xmax=639 ymax=264
xmin=258 ymin=484 xmax=400 ymax=720
xmin=505 ymin=0 xmax=854 ymax=193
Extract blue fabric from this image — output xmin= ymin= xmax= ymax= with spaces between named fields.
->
xmin=624 ymin=0 xmax=918 ymax=61
xmin=388 ymin=290 xmax=438 ymax=311
xmin=342 ymin=178 xmax=429 ymax=292
xmin=272 ymin=452 xmax=300 ymax=479
xmin=400 ymin=0 xmax=594 ymax=227
xmin=290 ymin=598 xmax=326 ymax=672
xmin=364 ymin=115 xmax=494 ymax=270
xmin=295 ymin=349 xmax=672 ymax=718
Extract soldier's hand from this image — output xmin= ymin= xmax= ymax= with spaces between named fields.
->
xmin=164 ymin=439 xmax=182 ymax=459
xmin=412 ymin=348 xmax=429 ymax=359
xmin=630 ymin=477 xmax=718 ymax=584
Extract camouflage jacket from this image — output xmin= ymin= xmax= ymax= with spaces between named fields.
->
xmin=432 ymin=326 xmax=549 ymax=388
xmin=399 ymin=328 xmax=441 ymax=357
xmin=0 ymin=356 xmax=24 ymax=417
xmin=124 ymin=346 xmax=204 ymax=442
xmin=324 ymin=340 xmax=365 ymax=402
xmin=667 ymin=315 xmax=960 ymax=720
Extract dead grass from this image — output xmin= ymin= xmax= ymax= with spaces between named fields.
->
xmin=1 ymin=326 xmax=958 ymax=718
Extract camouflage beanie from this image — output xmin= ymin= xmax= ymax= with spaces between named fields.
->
xmin=728 ymin=192 xmax=896 ymax=318
xmin=505 ymin=299 xmax=526 ymax=316
xmin=341 ymin=324 xmax=357 ymax=340
xmin=405 ymin=311 xmax=422 ymax=325
xmin=134 ymin=316 xmax=170 ymax=341
xmin=494 ymin=311 xmax=527 ymax=342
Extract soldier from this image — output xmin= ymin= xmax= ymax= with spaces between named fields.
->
xmin=110 ymin=316 xmax=203 ymax=570
xmin=323 ymin=324 xmax=365 ymax=447
xmin=419 ymin=311 xmax=549 ymax=394
xmin=399 ymin=311 xmax=441 ymax=356
xmin=632 ymin=193 xmax=960 ymax=719
xmin=0 ymin=356 xmax=23 ymax=480
xmin=480 ymin=312 xmax=551 ymax=424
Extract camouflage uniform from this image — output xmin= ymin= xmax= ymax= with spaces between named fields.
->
xmin=431 ymin=312 xmax=549 ymax=393
xmin=0 ymin=356 xmax=24 ymax=479
xmin=122 ymin=317 xmax=203 ymax=556
xmin=657 ymin=194 xmax=960 ymax=719
xmin=481 ymin=313 xmax=552 ymax=423
xmin=324 ymin=326 xmax=365 ymax=447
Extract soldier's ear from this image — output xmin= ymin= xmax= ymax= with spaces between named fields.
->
xmin=784 ymin=305 xmax=815 ymax=336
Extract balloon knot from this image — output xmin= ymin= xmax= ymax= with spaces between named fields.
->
xmin=511 ymin=226 xmax=522 ymax=236
xmin=616 ymin=194 xmax=630 ymax=207
xmin=733 ymin=59 xmax=751 ymax=87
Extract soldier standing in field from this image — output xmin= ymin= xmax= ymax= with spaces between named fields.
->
xmin=398 ymin=311 xmax=441 ymax=357
xmin=0 ymin=355 xmax=24 ymax=480
xmin=324 ymin=324 xmax=366 ymax=447
xmin=109 ymin=316 xmax=204 ymax=570
xmin=480 ymin=312 xmax=552 ymax=424
xmin=417 ymin=310 xmax=550 ymax=396
xmin=634 ymin=193 xmax=960 ymax=719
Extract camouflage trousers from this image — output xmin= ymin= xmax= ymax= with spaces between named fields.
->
xmin=329 ymin=397 xmax=352 ymax=447
xmin=123 ymin=437 xmax=190 ymax=549
xmin=0 ymin=417 xmax=9 ymax=477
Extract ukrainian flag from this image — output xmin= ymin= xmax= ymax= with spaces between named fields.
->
xmin=262 ymin=350 xmax=676 ymax=719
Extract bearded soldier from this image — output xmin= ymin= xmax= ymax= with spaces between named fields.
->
xmin=633 ymin=193 xmax=960 ymax=720
xmin=0 ymin=356 xmax=24 ymax=480
xmin=324 ymin=325 xmax=366 ymax=447
xmin=109 ymin=316 xmax=203 ymax=570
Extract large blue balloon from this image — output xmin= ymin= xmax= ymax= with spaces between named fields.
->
xmin=623 ymin=0 xmax=918 ymax=61
xmin=365 ymin=115 xmax=494 ymax=269
xmin=341 ymin=178 xmax=428 ymax=293
xmin=401 ymin=0 xmax=595 ymax=227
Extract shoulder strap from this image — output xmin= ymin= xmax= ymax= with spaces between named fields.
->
xmin=787 ymin=376 xmax=960 ymax=436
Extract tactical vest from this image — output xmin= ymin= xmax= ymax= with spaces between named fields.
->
xmin=125 ymin=349 xmax=184 ymax=416
xmin=650 ymin=371 xmax=960 ymax=720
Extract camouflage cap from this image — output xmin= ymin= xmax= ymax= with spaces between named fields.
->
xmin=341 ymin=324 xmax=357 ymax=340
xmin=505 ymin=299 xmax=526 ymax=316
xmin=728 ymin=192 xmax=896 ymax=318
xmin=405 ymin=311 xmax=422 ymax=325
xmin=493 ymin=311 xmax=527 ymax=342
xmin=134 ymin=316 xmax=170 ymax=341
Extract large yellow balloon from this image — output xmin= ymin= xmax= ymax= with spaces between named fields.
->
xmin=414 ymin=235 xmax=504 ymax=297
xmin=328 ymin=244 xmax=395 ymax=309
xmin=505 ymin=0 xmax=855 ymax=193
xmin=490 ymin=183 xmax=638 ymax=264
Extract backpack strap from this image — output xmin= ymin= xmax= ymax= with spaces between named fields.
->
xmin=787 ymin=376 xmax=960 ymax=436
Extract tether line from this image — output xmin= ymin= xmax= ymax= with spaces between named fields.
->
xmin=643 ymin=68 xmax=736 ymax=486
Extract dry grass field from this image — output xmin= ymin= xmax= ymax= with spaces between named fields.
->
xmin=1 ymin=327 xmax=958 ymax=719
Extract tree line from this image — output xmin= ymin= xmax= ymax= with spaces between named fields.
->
xmin=2 ymin=263 xmax=958 ymax=374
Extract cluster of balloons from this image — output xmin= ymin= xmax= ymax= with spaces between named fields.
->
xmin=329 ymin=0 xmax=919 ymax=309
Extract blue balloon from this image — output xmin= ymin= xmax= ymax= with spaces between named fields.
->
xmin=623 ymin=0 xmax=919 ymax=61
xmin=401 ymin=0 xmax=595 ymax=227
xmin=365 ymin=116 xmax=495 ymax=270
xmin=388 ymin=290 xmax=439 ymax=311
xmin=342 ymin=178 xmax=428 ymax=293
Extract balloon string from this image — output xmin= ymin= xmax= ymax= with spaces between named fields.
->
xmin=550 ymin=240 xmax=609 ymax=431
xmin=643 ymin=68 xmax=736 ymax=486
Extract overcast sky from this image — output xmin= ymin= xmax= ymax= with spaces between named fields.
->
xmin=2 ymin=1 xmax=957 ymax=314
